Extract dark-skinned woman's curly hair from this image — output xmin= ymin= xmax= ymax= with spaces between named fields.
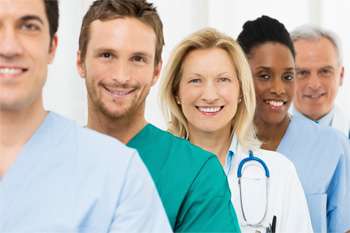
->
xmin=237 ymin=15 xmax=295 ymax=58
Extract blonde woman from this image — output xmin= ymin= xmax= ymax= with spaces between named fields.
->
xmin=160 ymin=28 xmax=313 ymax=233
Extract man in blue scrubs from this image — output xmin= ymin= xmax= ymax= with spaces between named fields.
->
xmin=277 ymin=114 xmax=350 ymax=233
xmin=291 ymin=25 xmax=350 ymax=138
xmin=0 ymin=0 xmax=172 ymax=232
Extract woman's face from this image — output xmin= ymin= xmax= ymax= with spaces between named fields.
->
xmin=178 ymin=48 xmax=240 ymax=135
xmin=248 ymin=42 xmax=295 ymax=125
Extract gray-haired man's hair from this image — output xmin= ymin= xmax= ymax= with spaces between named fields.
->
xmin=290 ymin=25 xmax=343 ymax=65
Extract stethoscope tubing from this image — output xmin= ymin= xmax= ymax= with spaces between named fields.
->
xmin=237 ymin=150 xmax=270 ymax=227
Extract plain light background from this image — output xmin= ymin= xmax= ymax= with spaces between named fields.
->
xmin=44 ymin=0 xmax=350 ymax=128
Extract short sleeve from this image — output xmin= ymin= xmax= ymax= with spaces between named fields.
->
xmin=175 ymin=157 xmax=241 ymax=232
xmin=109 ymin=151 xmax=173 ymax=233
xmin=327 ymin=140 xmax=350 ymax=233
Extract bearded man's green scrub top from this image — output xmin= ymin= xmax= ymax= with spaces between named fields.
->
xmin=128 ymin=124 xmax=241 ymax=232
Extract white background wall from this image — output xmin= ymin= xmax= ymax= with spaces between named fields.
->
xmin=44 ymin=0 xmax=350 ymax=128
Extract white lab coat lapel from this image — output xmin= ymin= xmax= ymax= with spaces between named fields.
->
xmin=227 ymin=138 xmax=272 ymax=232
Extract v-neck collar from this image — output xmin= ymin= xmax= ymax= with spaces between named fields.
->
xmin=0 ymin=112 xmax=70 ymax=225
xmin=128 ymin=123 xmax=154 ymax=146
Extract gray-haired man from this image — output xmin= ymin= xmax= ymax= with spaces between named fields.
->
xmin=291 ymin=25 xmax=349 ymax=138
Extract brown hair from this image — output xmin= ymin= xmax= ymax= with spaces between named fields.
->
xmin=78 ymin=0 xmax=164 ymax=64
xmin=43 ymin=0 xmax=59 ymax=41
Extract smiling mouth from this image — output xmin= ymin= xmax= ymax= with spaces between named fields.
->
xmin=264 ymin=100 xmax=287 ymax=108
xmin=303 ymin=93 xmax=326 ymax=99
xmin=102 ymin=85 xmax=135 ymax=97
xmin=196 ymin=106 xmax=224 ymax=114
xmin=0 ymin=67 xmax=27 ymax=77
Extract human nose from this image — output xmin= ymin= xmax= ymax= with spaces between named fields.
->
xmin=270 ymin=78 xmax=286 ymax=95
xmin=307 ymin=72 xmax=321 ymax=90
xmin=112 ymin=60 xmax=131 ymax=84
xmin=201 ymin=81 xmax=219 ymax=103
xmin=0 ymin=26 xmax=24 ymax=60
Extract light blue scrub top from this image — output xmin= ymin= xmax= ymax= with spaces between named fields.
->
xmin=292 ymin=106 xmax=350 ymax=139
xmin=0 ymin=112 xmax=172 ymax=233
xmin=278 ymin=114 xmax=350 ymax=233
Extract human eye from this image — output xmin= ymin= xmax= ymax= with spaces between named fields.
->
xmin=218 ymin=77 xmax=232 ymax=82
xmin=319 ymin=68 xmax=333 ymax=77
xmin=131 ymin=55 xmax=147 ymax=64
xmin=99 ymin=52 xmax=113 ymax=60
xmin=20 ymin=21 xmax=41 ymax=32
xmin=188 ymin=78 xmax=201 ymax=84
xmin=257 ymin=73 xmax=270 ymax=80
xmin=296 ymin=69 xmax=309 ymax=78
xmin=283 ymin=72 xmax=294 ymax=81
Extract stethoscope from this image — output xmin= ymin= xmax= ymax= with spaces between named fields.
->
xmin=237 ymin=150 xmax=276 ymax=233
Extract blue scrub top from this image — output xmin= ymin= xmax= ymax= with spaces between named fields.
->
xmin=278 ymin=114 xmax=350 ymax=233
xmin=0 ymin=112 xmax=172 ymax=233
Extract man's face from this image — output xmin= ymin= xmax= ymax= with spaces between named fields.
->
xmin=77 ymin=17 xmax=161 ymax=120
xmin=293 ymin=37 xmax=344 ymax=120
xmin=0 ymin=0 xmax=57 ymax=112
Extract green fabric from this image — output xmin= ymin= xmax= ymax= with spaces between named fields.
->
xmin=128 ymin=124 xmax=241 ymax=233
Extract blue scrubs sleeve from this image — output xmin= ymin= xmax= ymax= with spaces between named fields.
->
xmin=109 ymin=152 xmax=172 ymax=233
xmin=327 ymin=148 xmax=350 ymax=233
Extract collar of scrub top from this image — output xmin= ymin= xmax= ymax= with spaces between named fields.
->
xmin=224 ymin=135 xmax=238 ymax=176
xmin=292 ymin=105 xmax=335 ymax=126
xmin=224 ymin=135 xmax=270 ymax=178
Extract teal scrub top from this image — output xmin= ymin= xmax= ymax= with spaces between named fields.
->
xmin=128 ymin=124 xmax=241 ymax=232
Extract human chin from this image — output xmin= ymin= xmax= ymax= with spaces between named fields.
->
xmin=261 ymin=109 xmax=287 ymax=125
xmin=0 ymin=83 xmax=39 ymax=111
xmin=98 ymin=97 xmax=135 ymax=119
xmin=189 ymin=117 xmax=226 ymax=134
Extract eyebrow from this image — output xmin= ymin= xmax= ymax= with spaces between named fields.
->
xmin=20 ymin=15 xmax=44 ymax=25
xmin=93 ymin=48 xmax=152 ymax=58
xmin=132 ymin=51 xmax=153 ymax=59
xmin=320 ymin=65 xmax=335 ymax=70
xmin=257 ymin=66 xmax=294 ymax=71
xmin=284 ymin=67 xmax=295 ymax=72
xmin=188 ymin=73 xmax=205 ymax=78
xmin=216 ymin=72 xmax=231 ymax=76
xmin=256 ymin=66 xmax=271 ymax=71
xmin=94 ymin=47 xmax=116 ymax=54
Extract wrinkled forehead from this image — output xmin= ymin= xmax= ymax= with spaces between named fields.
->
xmin=294 ymin=37 xmax=341 ymax=65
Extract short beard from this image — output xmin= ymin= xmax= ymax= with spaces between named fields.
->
xmin=98 ymin=97 xmax=135 ymax=120
xmin=87 ymin=87 xmax=144 ymax=124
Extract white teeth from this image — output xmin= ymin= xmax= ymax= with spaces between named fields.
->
xmin=111 ymin=91 xmax=130 ymax=96
xmin=198 ymin=107 xmax=221 ymax=113
xmin=0 ymin=68 xmax=22 ymax=75
xmin=267 ymin=100 xmax=284 ymax=107
xmin=104 ymin=86 xmax=133 ymax=96
xmin=308 ymin=94 xmax=322 ymax=99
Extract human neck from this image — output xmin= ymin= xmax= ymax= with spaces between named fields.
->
xmin=295 ymin=105 xmax=331 ymax=122
xmin=87 ymin=106 xmax=147 ymax=144
xmin=254 ymin=115 xmax=290 ymax=151
xmin=189 ymin=126 xmax=232 ymax=166
xmin=0 ymin=99 xmax=47 ymax=176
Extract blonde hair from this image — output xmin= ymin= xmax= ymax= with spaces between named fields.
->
xmin=160 ymin=27 xmax=260 ymax=148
